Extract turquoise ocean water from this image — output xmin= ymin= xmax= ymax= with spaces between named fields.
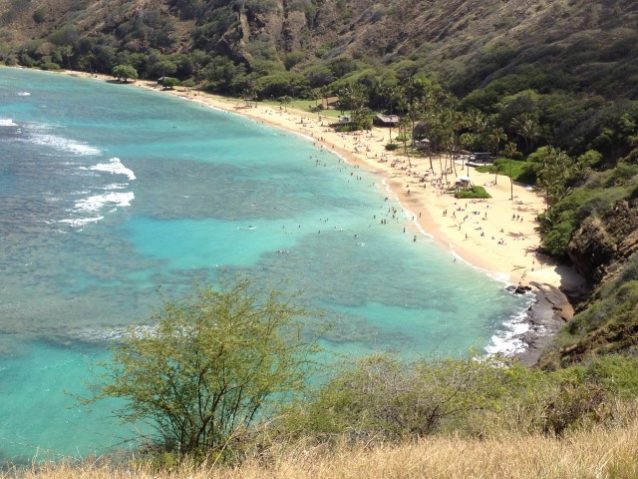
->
xmin=0 ymin=68 xmax=528 ymax=462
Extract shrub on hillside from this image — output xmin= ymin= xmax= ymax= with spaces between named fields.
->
xmin=32 ymin=6 xmax=46 ymax=24
xmin=277 ymin=354 xmax=632 ymax=442
xmin=279 ymin=355 xmax=513 ymax=440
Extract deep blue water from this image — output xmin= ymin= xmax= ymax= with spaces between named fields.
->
xmin=0 ymin=68 xmax=526 ymax=461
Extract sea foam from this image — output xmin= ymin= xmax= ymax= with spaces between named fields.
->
xmin=485 ymin=294 xmax=536 ymax=356
xmin=0 ymin=118 xmax=17 ymax=127
xmin=86 ymin=157 xmax=136 ymax=181
xmin=30 ymin=133 xmax=101 ymax=156
xmin=75 ymin=191 xmax=135 ymax=213
xmin=102 ymin=183 xmax=128 ymax=191
xmin=59 ymin=216 xmax=105 ymax=228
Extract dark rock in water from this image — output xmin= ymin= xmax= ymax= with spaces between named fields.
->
xmin=507 ymin=284 xmax=533 ymax=295
xmin=513 ymin=282 xmax=574 ymax=366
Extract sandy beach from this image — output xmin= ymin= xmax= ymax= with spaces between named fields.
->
xmin=58 ymin=70 xmax=583 ymax=291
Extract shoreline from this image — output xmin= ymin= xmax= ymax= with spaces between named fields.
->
xmin=11 ymin=69 xmax=584 ymax=286
xmin=50 ymin=70 xmax=584 ymax=291
xmin=6 ymin=66 xmax=586 ymax=363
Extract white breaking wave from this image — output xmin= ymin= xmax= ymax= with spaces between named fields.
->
xmin=62 ymin=183 xmax=134 ymax=228
xmin=30 ymin=133 xmax=101 ymax=156
xmin=64 ymin=158 xmax=135 ymax=228
xmin=485 ymin=294 xmax=536 ymax=356
xmin=86 ymin=157 xmax=136 ymax=181
xmin=75 ymin=191 xmax=135 ymax=213
xmin=0 ymin=118 xmax=17 ymax=127
xmin=102 ymin=183 xmax=128 ymax=190
xmin=484 ymin=313 xmax=529 ymax=356
xmin=59 ymin=216 xmax=105 ymax=228
xmin=17 ymin=91 xmax=31 ymax=97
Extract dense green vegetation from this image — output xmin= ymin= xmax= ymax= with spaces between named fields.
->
xmin=1 ymin=1 xmax=636 ymax=150
xmin=95 ymin=278 xmax=638 ymax=465
xmin=282 ymin=354 xmax=638 ymax=440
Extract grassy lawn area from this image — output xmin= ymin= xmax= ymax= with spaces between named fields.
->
xmin=260 ymin=99 xmax=349 ymax=118
xmin=475 ymin=158 xmax=535 ymax=185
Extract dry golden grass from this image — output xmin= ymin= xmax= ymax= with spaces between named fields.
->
xmin=5 ymin=418 xmax=638 ymax=479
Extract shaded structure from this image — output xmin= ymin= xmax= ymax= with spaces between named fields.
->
xmin=467 ymin=152 xmax=495 ymax=166
xmin=321 ymin=96 xmax=340 ymax=109
xmin=373 ymin=114 xmax=400 ymax=127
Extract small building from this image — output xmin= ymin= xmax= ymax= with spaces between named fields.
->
xmin=455 ymin=176 xmax=472 ymax=189
xmin=414 ymin=138 xmax=431 ymax=150
xmin=457 ymin=149 xmax=472 ymax=161
xmin=412 ymin=122 xmax=429 ymax=142
xmin=321 ymin=96 xmax=340 ymax=109
xmin=468 ymin=152 xmax=494 ymax=164
xmin=373 ymin=114 xmax=400 ymax=127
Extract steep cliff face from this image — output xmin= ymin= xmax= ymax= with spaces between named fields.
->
xmin=540 ymin=196 xmax=638 ymax=367
xmin=568 ymin=198 xmax=638 ymax=285
xmin=230 ymin=0 xmax=312 ymax=61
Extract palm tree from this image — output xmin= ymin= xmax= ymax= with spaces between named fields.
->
xmin=511 ymin=113 xmax=541 ymax=154
xmin=486 ymin=127 xmax=508 ymax=185
xmin=279 ymin=95 xmax=292 ymax=111
xmin=466 ymin=109 xmax=488 ymax=134
xmin=338 ymin=84 xmax=367 ymax=112
xmin=503 ymin=142 xmax=520 ymax=200
xmin=443 ymin=110 xmax=465 ymax=177
xmin=397 ymin=117 xmax=412 ymax=168
xmin=438 ymin=109 xmax=459 ymax=178
xmin=319 ymin=85 xmax=331 ymax=110
xmin=310 ymin=88 xmax=321 ymax=109
xmin=382 ymin=84 xmax=400 ymax=143
xmin=242 ymin=81 xmax=257 ymax=106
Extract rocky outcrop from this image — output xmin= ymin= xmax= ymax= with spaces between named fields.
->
xmin=567 ymin=217 xmax=616 ymax=284
xmin=567 ymin=198 xmax=638 ymax=285
xmin=514 ymin=282 xmax=574 ymax=366
xmin=539 ymin=197 xmax=638 ymax=366
xmin=208 ymin=0 xmax=313 ymax=65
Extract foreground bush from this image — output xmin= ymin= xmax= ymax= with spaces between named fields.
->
xmin=92 ymin=279 xmax=318 ymax=459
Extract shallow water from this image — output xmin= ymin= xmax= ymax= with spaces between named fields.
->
xmin=0 ymin=68 xmax=527 ymax=461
